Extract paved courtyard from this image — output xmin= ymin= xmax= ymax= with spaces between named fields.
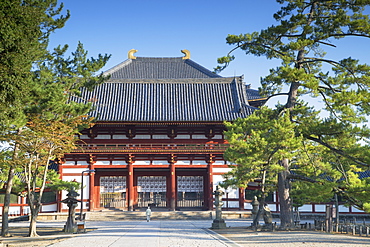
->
xmin=5 ymin=220 xmax=370 ymax=247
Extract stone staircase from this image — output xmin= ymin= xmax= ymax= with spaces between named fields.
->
xmin=85 ymin=209 xmax=252 ymax=221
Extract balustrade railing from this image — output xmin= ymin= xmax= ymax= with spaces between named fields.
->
xmin=72 ymin=143 xmax=229 ymax=153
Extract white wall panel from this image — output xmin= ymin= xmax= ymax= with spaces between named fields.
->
xmin=245 ymin=202 xmax=252 ymax=210
xmin=298 ymin=204 xmax=312 ymax=211
xmin=112 ymin=161 xmax=127 ymax=165
xmin=63 ymin=168 xmax=93 ymax=174
xmin=95 ymin=135 xmax=111 ymax=139
xmin=192 ymin=161 xmax=207 ymax=165
xmin=213 ymin=168 xmax=233 ymax=173
xmin=315 ymin=205 xmax=326 ymax=212
xmin=95 ymin=161 xmax=110 ymax=165
xmin=152 ymin=160 xmax=169 ymax=165
xmin=351 ymin=206 xmax=364 ymax=213
xmin=133 ymin=161 xmax=150 ymax=165
xmin=112 ymin=135 xmax=128 ymax=139
xmin=42 ymin=203 xmax=57 ymax=212
xmin=77 ymin=161 xmax=89 ymax=166
xmin=339 ymin=205 xmax=350 ymax=212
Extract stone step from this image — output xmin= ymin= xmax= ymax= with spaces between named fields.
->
xmin=85 ymin=210 xmax=252 ymax=221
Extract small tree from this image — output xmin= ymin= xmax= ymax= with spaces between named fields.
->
xmin=0 ymin=0 xmax=70 ymax=237
xmin=17 ymin=115 xmax=90 ymax=237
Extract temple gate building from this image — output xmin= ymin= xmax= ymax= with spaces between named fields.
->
xmin=59 ymin=49 xmax=264 ymax=212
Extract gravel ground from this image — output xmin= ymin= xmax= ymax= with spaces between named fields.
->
xmin=1 ymin=221 xmax=370 ymax=247
xmin=213 ymin=227 xmax=370 ymax=247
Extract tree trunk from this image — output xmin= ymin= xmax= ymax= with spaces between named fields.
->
xmin=1 ymin=166 xmax=15 ymax=237
xmin=278 ymin=158 xmax=293 ymax=229
xmin=253 ymin=169 xmax=267 ymax=228
xmin=28 ymin=204 xmax=40 ymax=237
xmin=2 ymin=130 xmax=21 ymax=237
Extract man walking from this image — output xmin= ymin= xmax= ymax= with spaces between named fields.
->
xmin=146 ymin=206 xmax=152 ymax=222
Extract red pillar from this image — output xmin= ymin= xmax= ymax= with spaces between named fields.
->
xmin=169 ymin=162 xmax=176 ymax=211
xmin=207 ymin=162 xmax=214 ymax=210
xmin=127 ymin=155 xmax=134 ymax=211
xmin=88 ymin=164 xmax=95 ymax=211
xmin=57 ymin=159 xmax=65 ymax=213
xmin=239 ymin=188 xmax=245 ymax=210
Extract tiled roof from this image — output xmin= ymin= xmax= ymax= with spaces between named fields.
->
xmin=246 ymin=87 xmax=262 ymax=100
xmin=73 ymin=78 xmax=257 ymax=122
xmin=104 ymin=57 xmax=221 ymax=79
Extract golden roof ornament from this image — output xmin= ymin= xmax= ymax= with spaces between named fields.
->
xmin=181 ymin=49 xmax=190 ymax=59
xmin=128 ymin=49 xmax=138 ymax=59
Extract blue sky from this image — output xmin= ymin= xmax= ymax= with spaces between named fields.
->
xmin=48 ymin=0 xmax=370 ymax=96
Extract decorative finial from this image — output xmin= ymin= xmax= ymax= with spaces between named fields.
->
xmin=128 ymin=49 xmax=138 ymax=59
xmin=181 ymin=49 xmax=190 ymax=60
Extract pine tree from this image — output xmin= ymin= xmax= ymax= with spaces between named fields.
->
xmin=218 ymin=0 xmax=370 ymax=229
xmin=0 ymin=1 xmax=110 ymax=237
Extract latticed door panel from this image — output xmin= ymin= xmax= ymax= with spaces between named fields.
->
xmin=177 ymin=176 xmax=204 ymax=208
xmin=100 ymin=176 xmax=126 ymax=208
xmin=137 ymin=176 xmax=166 ymax=208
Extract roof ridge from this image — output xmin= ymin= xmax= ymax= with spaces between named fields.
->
xmin=103 ymin=59 xmax=132 ymax=76
xmin=106 ymin=77 xmax=240 ymax=83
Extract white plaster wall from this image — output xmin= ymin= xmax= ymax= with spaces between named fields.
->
xmin=351 ymin=206 xmax=365 ymax=213
xmin=152 ymin=135 xmax=170 ymax=139
xmin=64 ymin=161 xmax=75 ymax=165
xmin=95 ymin=135 xmax=111 ymax=139
xmin=62 ymin=175 xmax=90 ymax=200
xmin=298 ymin=204 xmax=312 ymax=211
xmin=175 ymin=161 xmax=190 ymax=165
xmin=174 ymin=135 xmax=190 ymax=139
xmin=42 ymin=203 xmax=57 ymax=212
xmin=222 ymin=201 xmax=239 ymax=208
xmin=212 ymin=175 xmax=239 ymax=199
xmin=112 ymin=161 xmax=128 ymax=165
xmin=339 ymin=205 xmax=350 ymax=212
xmin=133 ymin=161 xmax=150 ymax=165
xmin=152 ymin=160 xmax=169 ymax=165
xmin=212 ymin=161 xmax=225 ymax=165
xmin=23 ymin=206 xmax=30 ymax=215
xmin=212 ymin=135 xmax=223 ymax=139
xmin=245 ymin=202 xmax=253 ymax=210
xmin=77 ymin=161 xmax=89 ymax=166
xmin=192 ymin=161 xmax=208 ymax=165
xmin=213 ymin=175 xmax=224 ymax=190
xmin=315 ymin=205 xmax=326 ymax=212
xmin=225 ymin=188 xmax=238 ymax=199
xmin=267 ymin=204 xmax=277 ymax=211
xmin=8 ymin=207 xmax=21 ymax=215
xmin=133 ymin=135 xmax=150 ymax=139
xmin=95 ymin=161 xmax=110 ymax=165
xmin=112 ymin=135 xmax=128 ymax=139
xmin=63 ymin=168 xmax=93 ymax=174
xmin=213 ymin=167 xmax=233 ymax=173
xmin=192 ymin=135 xmax=208 ymax=139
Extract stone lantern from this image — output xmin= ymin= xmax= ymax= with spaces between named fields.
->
xmin=61 ymin=190 xmax=80 ymax=233
xmin=211 ymin=186 xmax=227 ymax=229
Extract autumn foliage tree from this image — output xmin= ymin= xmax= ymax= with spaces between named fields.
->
xmin=0 ymin=0 xmax=110 ymax=237
xmin=17 ymin=115 xmax=92 ymax=237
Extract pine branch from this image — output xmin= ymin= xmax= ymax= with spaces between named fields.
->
xmin=305 ymin=135 xmax=370 ymax=167
xmin=287 ymin=173 xmax=322 ymax=183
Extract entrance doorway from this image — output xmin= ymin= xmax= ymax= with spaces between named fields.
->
xmin=177 ymin=176 xmax=204 ymax=208
xmin=100 ymin=176 xmax=126 ymax=208
xmin=137 ymin=176 xmax=167 ymax=208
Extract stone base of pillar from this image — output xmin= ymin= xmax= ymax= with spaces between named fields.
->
xmin=211 ymin=219 xmax=227 ymax=229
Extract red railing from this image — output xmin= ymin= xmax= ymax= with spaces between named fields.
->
xmin=71 ymin=143 xmax=229 ymax=153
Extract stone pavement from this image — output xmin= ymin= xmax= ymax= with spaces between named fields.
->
xmin=6 ymin=219 xmax=370 ymax=247
xmin=49 ymin=220 xmax=237 ymax=247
